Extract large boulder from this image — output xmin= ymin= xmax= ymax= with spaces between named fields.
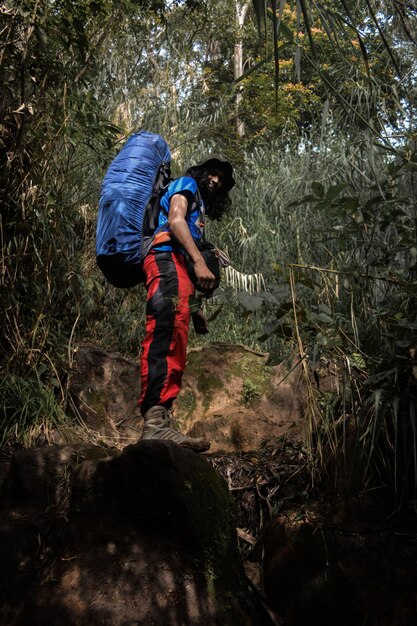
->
xmin=68 ymin=343 xmax=319 ymax=452
xmin=177 ymin=344 xmax=306 ymax=451
xmin=0 ymin=444 xmax=115 ymax=626
xmin=68 ymin=344 xmax=141 ymax=445
xmin=0 ymin=442 xmax=272 ymax=626
xmin=0 ymin=443 xmax=112 ymax=512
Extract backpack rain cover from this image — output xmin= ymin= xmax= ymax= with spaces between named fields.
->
xmin=96 ymin=131 xmax=171 ymax=287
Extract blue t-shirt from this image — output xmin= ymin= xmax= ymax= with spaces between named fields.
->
xmin=154 ymin=176 xmax=205 ymax=253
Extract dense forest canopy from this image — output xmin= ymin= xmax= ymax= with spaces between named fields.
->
xmin=1 ymin=0 xmax=416 ymax=499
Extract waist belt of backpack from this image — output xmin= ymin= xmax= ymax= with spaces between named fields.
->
xmin=152 ymin=230 xmax=172 ymax=246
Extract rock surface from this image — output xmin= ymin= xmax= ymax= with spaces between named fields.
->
xmin=68 ymin=343 xmax=320 ymax=452
xmin=177 ymin=344 xmax=306 ymax=452
xmin=4 ymin=343 xmax=415 ymax=625
xmin=0 ymin=442 xmax=272 ymax=626
xmin=68 ymin=344 xmax=141 ymax=446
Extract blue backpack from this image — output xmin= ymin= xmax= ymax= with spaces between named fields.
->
xmin=96 ymin=131 xmax=171 ymax=288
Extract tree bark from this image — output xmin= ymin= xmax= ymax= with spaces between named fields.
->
xmin=234 ymin=1 xmax=250 ymax=137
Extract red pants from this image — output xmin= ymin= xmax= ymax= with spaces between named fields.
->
xmin=139 ymin=251 xmax=195 ymax=414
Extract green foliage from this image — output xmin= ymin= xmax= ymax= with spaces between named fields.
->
xmin=240 ymin=65 xmax=323 ymax=139
xmin=1 ymin=0 xmax=416 ymax=505
xmin=0 ymin=372 xmax=68 ymax=454
xmin=249 ymin=1 xmax=416 ymax=138
xmin=242 ymin=379 xmax=261 ymax=406
xmin=0 ymin=0 xmax=155 ymax=453
xmin=215 ymin=131 xmax=416 ymax=500
xmin=151 ymin=87 xmax=409 ymax=496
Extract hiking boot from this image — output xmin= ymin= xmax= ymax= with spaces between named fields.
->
xmin=141 ymin=405 xmax=211 ymax=453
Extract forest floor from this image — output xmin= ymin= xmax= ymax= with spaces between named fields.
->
xmin=1 ymin=343 xmax=417 ymax=624
xmin=208 ymin=442 xmax=417 ymax=626
xmin=1 ymin=438 xmax=416 ymax=625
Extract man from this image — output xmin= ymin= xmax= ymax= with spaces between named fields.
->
xmin=138 ymin=154 xmax=235 ymax=452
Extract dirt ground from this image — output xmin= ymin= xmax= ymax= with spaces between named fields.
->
xmin=1 ymin=343 xmax=417 ymax=625
xmin=208 ymin=445 xmax=417 ymax=626
xmin=1 ymin=441 xmax=417 ymax=625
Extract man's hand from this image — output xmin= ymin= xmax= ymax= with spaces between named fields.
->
xmin=193 ymin=257 xmax=216 ymax=292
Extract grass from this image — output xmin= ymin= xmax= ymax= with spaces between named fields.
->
xmin=0 ymin=372 xmax=70 ymax=454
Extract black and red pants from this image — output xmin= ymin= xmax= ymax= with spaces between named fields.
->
xmin=139 ymin=251 xmax=195 ymax=415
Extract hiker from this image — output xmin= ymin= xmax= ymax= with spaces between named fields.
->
xmin=139 ymin=155 xmax=235 ymax=452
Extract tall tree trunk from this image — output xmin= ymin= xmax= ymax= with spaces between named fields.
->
xmin=234 ymin=1 xmax=250 ymax=137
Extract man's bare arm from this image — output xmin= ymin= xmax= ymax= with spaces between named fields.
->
xmin=168 ymin=194 xmax=216 ymax=291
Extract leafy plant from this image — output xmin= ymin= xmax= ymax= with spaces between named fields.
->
xmin=0 ymin=372 xmax=69 ymax=454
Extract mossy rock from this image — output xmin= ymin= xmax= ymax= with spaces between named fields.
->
xmin=176 ymin=344 xmax=306 ymax=452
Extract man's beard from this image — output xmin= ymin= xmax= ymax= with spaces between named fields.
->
xmin=199 ymin=175 xmax=217 ymax=203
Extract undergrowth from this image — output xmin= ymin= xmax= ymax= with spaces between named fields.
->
xmin=0 ymin=373 xmax=69 ymax=456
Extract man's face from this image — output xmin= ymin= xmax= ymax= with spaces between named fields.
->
xmin=207 ymin=168 xmax=224 ymax=196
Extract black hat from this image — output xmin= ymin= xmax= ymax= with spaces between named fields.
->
xmin=196 ymin=153 xmax=235 ymax=192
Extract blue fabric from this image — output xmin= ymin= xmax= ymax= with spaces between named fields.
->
xmin=155 ymin=176 xmax=205 ymax=252
xmin=96 ymin=131 xmax=170 ymax=264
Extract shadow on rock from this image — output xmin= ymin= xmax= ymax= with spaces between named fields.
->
xmin=1 ymin=441 xmax=273 ymax=626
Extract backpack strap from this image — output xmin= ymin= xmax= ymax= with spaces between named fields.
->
xmin=147 ymin=162 xmax=171 ymax=231
xmin=140 ymin=163 xmax=171 ymax=262
xmin=141 ymin=179 xmax=205 ymax=261
xmin=188 ymin=188 xmax=206 ymax=242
